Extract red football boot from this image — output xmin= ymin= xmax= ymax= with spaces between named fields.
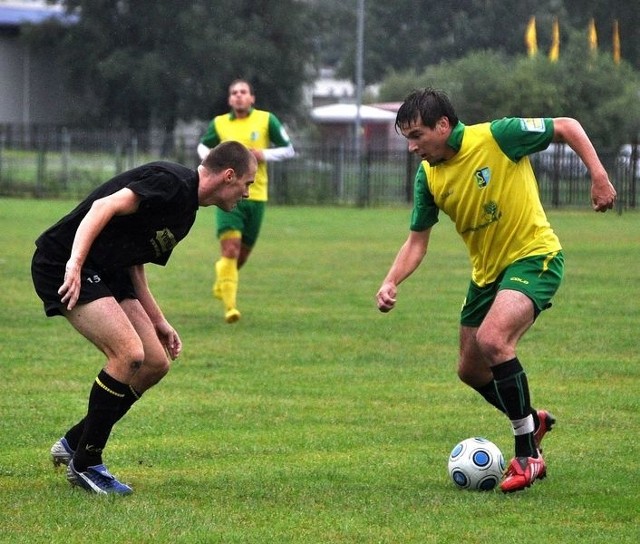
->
xmin=533 ymin=409 xmax=556 ymax=450
xmin=500 ymin=455 xmax=547 ymax=493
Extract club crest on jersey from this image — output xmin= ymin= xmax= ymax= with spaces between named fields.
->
xmin=475 ymin=167 xmax=491 ymax=188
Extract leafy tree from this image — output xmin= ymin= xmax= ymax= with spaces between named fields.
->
xmin=377 ymin=33 xmax=640 ymax=153
xmin=550 ymin=29 xmax=640 ymax=152
xmin=23 ymin=0 xmax=640 ymax=138
xmin=31 ymin=0 xmax=313 ymax=129
xmin=307 ymin=0 xmax=639 ymax=85
xmin=309 ymin=0 xmax=566 ymax=84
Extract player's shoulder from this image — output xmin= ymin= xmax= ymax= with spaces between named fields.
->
xmin=214 ymin=111 xmax=231 ymax=121
xmin=464 ymin=122 xmax=493 ymax=136
xmin=490 ymin=117 xmax=549 ymax=134
xmin=139 ymin=161 xmax=195 ymax=182
xmin=251 ymin=108 xmax=274 ymax=120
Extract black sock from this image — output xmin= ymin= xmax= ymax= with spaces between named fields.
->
xmin=64 ymin=385 xmax=142 ymax=451
xmin=72 ymin=370 xmax=131 ymax=471
xmin=474 ymin=381 xmax=506 ymax=413
xmin=474 ymin=380 xmax=540 ymax=426
xmin=492 ymin=358 xmax=537 ymax=458
xmin=473 ymin=380 xmax=540 ymax=436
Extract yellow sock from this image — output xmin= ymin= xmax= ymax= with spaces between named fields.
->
xmin=212 ymin=260 xmax=222 ymax=299
xmin=216 ymin=256 xmax=239 ymax=312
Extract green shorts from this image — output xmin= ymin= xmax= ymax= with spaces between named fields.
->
xmin=216 ymin=200 xmax=266 ymax=247
xmin=460 ymin=251 xmax=564 ymax=327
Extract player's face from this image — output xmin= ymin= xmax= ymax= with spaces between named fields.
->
xmin=400 ymin=116 xmax=453 ymax=165
xmin=220 ymin=167 xmax=256 ymax=211
xmin=228 ymin=83 xmax=255 ymax=115
xmin=198 ymin=163 xmax=255 ymax=209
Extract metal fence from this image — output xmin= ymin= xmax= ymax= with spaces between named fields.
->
xmin=0 ymin=124 xmax=637 ymax=211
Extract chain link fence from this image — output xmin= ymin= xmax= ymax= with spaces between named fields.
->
xmin=0 ymin=124 xmax=636 ymax=211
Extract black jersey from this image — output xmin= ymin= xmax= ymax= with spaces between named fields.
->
xmin=35 ymin=162 xmax=199 ymax=271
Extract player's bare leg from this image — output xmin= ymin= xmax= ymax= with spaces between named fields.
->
xmin=465 ymin=289 xmax=547 ymax=492
xmin=59 ymin=297 xmax=145 ymax=493
xmin=52 ymin=298 xmax=171 ymax=471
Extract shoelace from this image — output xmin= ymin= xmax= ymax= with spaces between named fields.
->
xmin=86 ymin=468 xmax=118 ymax=489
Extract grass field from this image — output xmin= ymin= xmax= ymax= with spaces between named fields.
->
xmin=0 ymin=198 xmax=638 ymax=543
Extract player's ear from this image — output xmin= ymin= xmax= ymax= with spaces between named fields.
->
xmin=224 ymin=168 xmax=235 ymax=183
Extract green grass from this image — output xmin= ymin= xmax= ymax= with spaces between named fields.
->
xmin=0 ymin=198 xmax=638 ymax=543
xmin=0 ymin=149 xmax=155 ymax=198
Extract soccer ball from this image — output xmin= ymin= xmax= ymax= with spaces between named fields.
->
xmin=447 ymin=437 xmax=505 ymax=491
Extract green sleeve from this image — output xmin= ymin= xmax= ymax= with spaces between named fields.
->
xmin=268 ymin=114 xmax=292 ymax=146
xmin=490 ymin=117 xmax=554 ymax=161
xmin=410 ymin=164 xmax=439 ymax=232
xmin=200 ymin=119 xmax=221 ymax=147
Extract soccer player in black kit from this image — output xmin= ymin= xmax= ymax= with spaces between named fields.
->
xmin=31 ymin=141 xmax=256 ymax=495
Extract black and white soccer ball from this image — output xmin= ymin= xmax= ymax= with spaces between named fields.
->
xmin=447 ymin=437 xmax=506 ymax=491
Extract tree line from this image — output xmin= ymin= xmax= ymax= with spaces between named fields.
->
xmin=26 ymin=0 xmax=640 ymax=150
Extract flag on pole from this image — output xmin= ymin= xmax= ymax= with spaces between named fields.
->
xmin=588 ymin=18 xmax=598 ymax=52
xmin=613 ymin=19 xmax=621 ymax=64
xmin=549 ymin=17 xmax=560 ymax=62
xmin=525 ymin=16 xmax=538 ymax=57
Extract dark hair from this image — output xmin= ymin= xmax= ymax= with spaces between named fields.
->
xmin=201 ymin=141 xmax=254 ymax=177
xmin=228 ymin=79 xmax=254 ymax=96
xmin=395 ymin=88 xmax=459 ymax=132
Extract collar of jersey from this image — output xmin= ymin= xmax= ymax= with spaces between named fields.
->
xmin=446 ymin=121 xmax=465 ymax=152
xmin=228 ymin=107 xmax=255 ymax=120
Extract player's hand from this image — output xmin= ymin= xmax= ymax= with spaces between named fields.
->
xmin=376 ymin=281 xmax=397 ymax=313
xmin=156 ymin=321 xmax=182 ymax=360
xmin=58 ymin=258 xmax=82 ymax=311
xmin=591 ymin=173 xmax=617 ymax=212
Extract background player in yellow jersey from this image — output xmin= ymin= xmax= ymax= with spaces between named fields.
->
xmin=376 ymin=88 xmax=616 ymax=493
xmin=198 ymin=79 xmax=295 ymax=323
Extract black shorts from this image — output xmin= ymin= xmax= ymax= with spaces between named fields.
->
xmin=31 ymin=249 xmax=137 ymax=317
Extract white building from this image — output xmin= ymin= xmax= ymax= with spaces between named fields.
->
xmin=0 ymin=1 xmax=76 ymax=124
xmin=311 ymin=102 xmax=405 ymax=151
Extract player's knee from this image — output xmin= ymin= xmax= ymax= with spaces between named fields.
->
xmin=124 ymin=351 xmax=145 ymax=376
xmin=474 ymin=329 xmax=502 ymax=362
xmin=154 ymin=358 xmax=171 ymax=379
xmin=128 ymin=341 xmax=146 ymax=367
xmin=130 ymin=357 xmax=170 ymax=393
xmin=107 ymin=341 xmax=144 ymax=369
xmin=145 ymin=356 xmax=171 ymax=384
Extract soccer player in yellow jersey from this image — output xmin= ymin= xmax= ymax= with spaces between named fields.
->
xmin=198 ymin=79 xmax=294 ymax=323
xmin=376 ymin=88 xmax=616 ymax=493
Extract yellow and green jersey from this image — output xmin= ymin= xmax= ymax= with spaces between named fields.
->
xmin=411 ymin=118 xmax=562 ymax=287
xmin=200 ymin=108 xmax=291 ymax=201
